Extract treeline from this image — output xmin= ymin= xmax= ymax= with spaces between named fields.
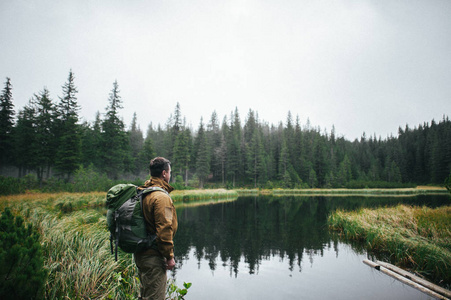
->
xmin=0 ymin=73 xmax=450 ymax=190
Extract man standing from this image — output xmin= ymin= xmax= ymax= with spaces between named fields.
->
xmin=134 ymin=157 xmax=178 ymax=300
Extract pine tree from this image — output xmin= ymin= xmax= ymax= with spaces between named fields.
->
xmin=278 ymin=137 xmax=290 ymax=182
xmin=293 ymin=116 xmax=303 ymax=176
xmin=54 ymin=70 xmax=81 ymax=180
xmin=139 ymin=126 xmax=156 ymax=176
xmin=172 ymin=104 xmax=192 ymax=184
xmin=0 ymin=78 xmax=15 ymax=165
xmin=101 ymin=81 xmax=130 ymax=179
xmin=195 ymin=118 xmax=210 ymax=188
xmin=308 ymin=167 xmax=317 ymax=188
xmin=215 ymin=133 xmax=228 ymax=186
xmin=337 ymin=154 xmax=352 ymax=186
xmin=12 ymin=89 xmax=57 ymax=183
xmin=80 ymin=112 xmax=102 ymax=169
xmin=33 ymin=88 xmax=57 ymax=182
xmin=173 ymin=102 xmax=182 ymax=133
xmin=207 ymin=111 xmax=221 ymax=182
xmin=14 ymin=103 xmax=38 ymax=177
xmin=226 ymin=108 xmax=242 ymax=187
xmin=284 ymin=111 xmax=296 ymax=169
xmin=173 ymin=126 xmax=191 ymax=186
xmin=129 ymin=112 xmax=144 ymax=175
xmin=247 ymin=130 xmax=265 ymax=187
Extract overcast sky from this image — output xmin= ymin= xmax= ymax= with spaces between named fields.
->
xmin=1 ymin=0 xmax=450 ymax=140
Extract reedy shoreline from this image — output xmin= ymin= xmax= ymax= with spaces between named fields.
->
xmin=328 ymin=204 xmax=451 ymax=289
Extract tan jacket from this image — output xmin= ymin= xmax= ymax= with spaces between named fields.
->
xmin=140 ymin=177 xmax=178 ymax=259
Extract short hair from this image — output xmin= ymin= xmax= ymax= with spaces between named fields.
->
xmin=149 ymin=157 xmax=171 ymax=177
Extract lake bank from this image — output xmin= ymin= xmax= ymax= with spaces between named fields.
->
xmin=328 ymin=204 xmax=451 ymax=290
xmin=234 ymin=186 xmax=448 ymax=197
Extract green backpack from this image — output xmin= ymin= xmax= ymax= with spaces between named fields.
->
xmin=106 ymin=184 xmax=167 ymax=260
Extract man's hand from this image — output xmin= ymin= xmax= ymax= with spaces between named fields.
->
xmin=166 ymin=258 xmax=175 ymax=270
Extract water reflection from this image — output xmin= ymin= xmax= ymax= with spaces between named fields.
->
xmin=174 ymin=195 xmax=449 ymax=276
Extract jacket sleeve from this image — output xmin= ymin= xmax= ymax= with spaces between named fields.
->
xmin=154 ymin=193 xmax=176 ymax=259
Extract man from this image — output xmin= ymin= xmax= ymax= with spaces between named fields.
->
xmin=134 ymin=157 xmax=178 ymax=300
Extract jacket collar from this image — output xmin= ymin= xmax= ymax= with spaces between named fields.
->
xmin=144 ymin=176 xmax=174 ymax=193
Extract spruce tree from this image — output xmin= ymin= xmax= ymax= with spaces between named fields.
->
xmin=247 ymin=130 xmax=265 ymax=187
xmin=215 ymin=133 xmax=228 ymax=185
xmin=226 ymin=108 xmax=242 ymax=187
xmin=101 ymin=80 xmax=130 ymax=179
xmin=0 ymin=78 xmax=15 ymax=165
xmin=139 ymin=126 xmax=156 ymax=176
xmin=33 ymin=88 xmax=57 ymax=182
xmin=278 ymin=138 xmax=291 ymax=187
xmin=55 ymin=70 xmax=81 ymax=180
xmin=14 ymin=103 xmax=38 ymax=177
xmin=129 ymin=112 xmax=144 ymax=175
xmin=337 ymin=154 xmax=352 ymax=186
xmin=13 ymin=90 xmax=57 ymax=183
xmin=207 ymin=111 xmax=221 ymax=182
xmin=195 ymin=118 xmax=210 ymax=188
xmin=173 ymin=127 xmax=191 ymax=186
xmin=80 ymin=112 xmax=102 ymax=169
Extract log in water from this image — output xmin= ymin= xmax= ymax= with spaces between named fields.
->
xmin=363 ymin=259 xmax=449 ymax=300
xmin=375 ymin=260 xmax=451 ymax=299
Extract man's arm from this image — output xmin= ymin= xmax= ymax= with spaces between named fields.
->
xmin=154 ymin=193 xmax=176 ymax=260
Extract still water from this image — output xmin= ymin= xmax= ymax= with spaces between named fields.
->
xmin=170 ymin=195 xmax=449 ymax=300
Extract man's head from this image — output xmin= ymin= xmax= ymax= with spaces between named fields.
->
xmin=150 ymin=157 xmax=171 ymax=183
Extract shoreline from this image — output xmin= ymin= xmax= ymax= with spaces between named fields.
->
xmin=235 ymin=187 xmax=448 ymax=197
xmin=328 ymin=204 xmax=451 ymax=290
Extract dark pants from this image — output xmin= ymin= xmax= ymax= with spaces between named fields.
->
xmin=134 ymin=253 xmax=167 ymax=300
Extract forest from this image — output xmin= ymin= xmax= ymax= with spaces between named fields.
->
xmin=0 ymin=72 xmax=450 ymax=190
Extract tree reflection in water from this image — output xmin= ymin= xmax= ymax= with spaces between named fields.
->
xmin=173 ymin=195 xmax=448 ymax=277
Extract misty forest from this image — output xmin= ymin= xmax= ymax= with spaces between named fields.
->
xmin=1 ymin=72 xmax=450 ymax=191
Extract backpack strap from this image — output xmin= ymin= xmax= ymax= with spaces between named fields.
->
xmin=140 ymin=186 xmax=169 ymax=196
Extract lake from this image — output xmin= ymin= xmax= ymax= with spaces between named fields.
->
xmin=170 ymin=194 xmax=449 ymax=300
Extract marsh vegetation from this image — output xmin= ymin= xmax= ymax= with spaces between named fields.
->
xmin=0 ymin=189 xmax=449 ymax=299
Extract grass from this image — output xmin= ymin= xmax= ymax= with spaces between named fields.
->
xmin=0 ymin=192 xmax=192 ymax=299
xmin=171 ymin=188 xmax=238 ymax=202
xmin=272 ymin=187 xmax=448 ymax=196
xmin=39 ymin=211 xmax=136 ymax=299
xmin=328 ymin=204 xmax=451 ymax=288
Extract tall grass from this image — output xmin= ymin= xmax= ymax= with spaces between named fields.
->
xmin=22 ymin=207 xmax=139 ymax=299
xmin=328 ymin=205 xmax=451 ymax=288
xmin=1 ymin=194 xmax=142 ymax=299
xmin=0 ymin=192 xmax=194 ymax=299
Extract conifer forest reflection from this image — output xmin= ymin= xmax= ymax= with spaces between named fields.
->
xmin=171 ymin=195 xmax=448 ymax=299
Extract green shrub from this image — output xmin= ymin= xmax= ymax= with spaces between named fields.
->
xmin=0 ymin=175 xmax=41 ymax=195
xmin=72 ymin=165 xmax=113 ymax=192
xmin=0 ymin=176 xmax=21 ymax=195
xmin=0 ymin=207 xmax=47 ymax=299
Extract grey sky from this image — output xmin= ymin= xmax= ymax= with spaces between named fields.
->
xmin=1 ymin=0 xmax=450 ymax=140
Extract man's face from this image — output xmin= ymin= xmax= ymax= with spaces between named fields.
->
xmin=163 ymin=165 xmax=171 ymax=183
